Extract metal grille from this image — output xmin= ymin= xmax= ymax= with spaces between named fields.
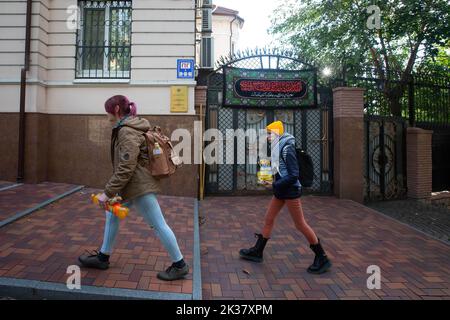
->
xmin=75 ymin=1 xmax=132 ymax=79
xmin=236 ymin=109 xmax=247 ymax=191
xmin=217 ymin=107 xmax=233 ymax=191
xmin=205 ymin=52 xmax=333 ymax=195
xmin=305 ymin=109 xmax=322 ymax=191
xmin=364 ymin=116 xmax=407 ymax=201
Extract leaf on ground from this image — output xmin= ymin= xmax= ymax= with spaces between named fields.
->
xmin=242 ymin=269 xmax=251 ymax=275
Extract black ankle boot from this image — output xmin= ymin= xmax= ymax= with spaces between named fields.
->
xmin=307 ymin=239 xmax=332 ymax=274
xmin=239 ymin=233 xmax=269 ymax=263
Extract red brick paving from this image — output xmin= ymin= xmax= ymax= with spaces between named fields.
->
xmin=2 ymin=184 xmax=450 ymax=300
xmin=0 ymin=182 xmax=80 ymax=221
xmin=199 ymin=196 xmax=450 ymax=300
xmin=0 ymin=187 xmax=194 ymax=295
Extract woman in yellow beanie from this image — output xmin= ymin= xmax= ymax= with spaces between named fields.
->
xmin=239 ymin=120 xmax=332 ymax=274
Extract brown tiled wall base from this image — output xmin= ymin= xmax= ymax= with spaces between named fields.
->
xmin=0 ymin=113 xmax=199 ymax=197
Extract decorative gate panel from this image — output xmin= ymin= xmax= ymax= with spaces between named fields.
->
xmin=205 ymin=51 xmax=333 ymax=195
xmin=364 ymin=116 xmax=407 ymax=201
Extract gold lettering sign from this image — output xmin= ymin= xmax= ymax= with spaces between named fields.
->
xmin=170 ymin=86 xmax=188 ymax=113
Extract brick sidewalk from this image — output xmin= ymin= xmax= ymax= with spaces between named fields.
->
xmin=199 ymin=196 xmax=450 ymax=300
xmin=0 ymin=186 xmax=194 ymax=296
xmin=367 ymin=199 xmax=450 ymax=243
xmin=0 ymin=182 xmax=79 ymax=221
xmin=1 ymin=183 xmax=450 ymax=300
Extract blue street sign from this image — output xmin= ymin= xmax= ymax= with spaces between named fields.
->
xmin=177 ymin=59 xmax=195 ymax=79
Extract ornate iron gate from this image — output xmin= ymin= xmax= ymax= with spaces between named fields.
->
xmin=364 ymin=116 xmax=407 ymax=201
xmin=205 ymin=51 xmax=333 ymax=195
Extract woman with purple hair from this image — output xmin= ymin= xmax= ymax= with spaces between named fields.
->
xmin=78 ymin=95 xmax=189 ymax=281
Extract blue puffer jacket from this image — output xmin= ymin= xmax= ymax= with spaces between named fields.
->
xmin=271 ymin=133 xmax=302 ymax=199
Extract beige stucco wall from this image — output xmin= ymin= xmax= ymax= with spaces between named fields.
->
xmin=195 ymin=9 xmax=243 ymax=69
xmin=0 ymin=0 xmax=199 ymax=196
xmin=0 ymin=0 xmax=197 ymax=115
xmin=212 ymin=14 xmax=242 ymax=65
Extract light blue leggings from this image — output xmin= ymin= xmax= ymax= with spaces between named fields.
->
xmin=100 ymin=193 xmax=183 ymax=263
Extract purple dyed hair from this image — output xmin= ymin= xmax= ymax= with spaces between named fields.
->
xmin=104 ymin=95 xmax=137 ymax=117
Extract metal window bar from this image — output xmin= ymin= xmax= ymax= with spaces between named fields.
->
xmin=76 ymin=1 xmax=132 ymax=79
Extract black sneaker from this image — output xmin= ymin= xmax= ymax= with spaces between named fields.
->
xmin=157 ymin=263 xmax=189 ymax=281
xmin=78 ymin=250 xmax=110 ymax=270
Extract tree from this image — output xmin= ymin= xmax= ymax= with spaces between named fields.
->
xmin=418 ymin=41 xmax=450 ymax=76
xmin=270 ymin=0 xmax=450 ymax=116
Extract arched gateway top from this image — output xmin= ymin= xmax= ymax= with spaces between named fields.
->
xmin=214 ymin=47 xmax=317 ymax=71
xmin=207 ymin=48 xmax=318 ymax=109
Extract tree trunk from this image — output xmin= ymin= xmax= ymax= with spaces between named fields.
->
xmin=385 ymin=84 xmax=405 ymax=117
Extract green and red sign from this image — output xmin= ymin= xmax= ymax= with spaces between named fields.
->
xmin=223 ymin=67 xmax=317 ymax=108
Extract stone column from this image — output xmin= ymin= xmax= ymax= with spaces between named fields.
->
xmin=333 ymin=87 xmax=365 ymax=203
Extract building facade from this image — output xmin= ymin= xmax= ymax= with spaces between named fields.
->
xmin=0 ymin=0 xmax=199 ymax=196
xmin=195 ymin=3 xmax=244 ymax=72
xmin=211 ymin=5 xmax=244 ymax=66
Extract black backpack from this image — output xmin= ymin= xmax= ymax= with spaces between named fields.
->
xmin=281 ymin=146 xmax=315 ymax=188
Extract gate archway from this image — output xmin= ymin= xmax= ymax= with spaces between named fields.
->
xmin=204 ymin=49 xmax=333 ymax=195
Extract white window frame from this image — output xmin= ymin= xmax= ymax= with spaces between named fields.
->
xmin=76 ymin=2 xmax=131 ymax=79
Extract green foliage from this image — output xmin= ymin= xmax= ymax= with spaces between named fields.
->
xmin=270 ymin=0 xmax=450 ymax=116
xmin=270 ymin=0 xmax=449 ymax=75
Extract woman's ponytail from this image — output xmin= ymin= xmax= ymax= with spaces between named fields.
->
xmin=128 ymin=102 xmax=137 ymax=116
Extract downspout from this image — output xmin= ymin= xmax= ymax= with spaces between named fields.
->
xmin=229 ymin=16 xmax=237 ymax=56
xmin=194 ymin=0 xmax=198 ymax=73
xmin=17 ymin=0 xmax=32 ymax=183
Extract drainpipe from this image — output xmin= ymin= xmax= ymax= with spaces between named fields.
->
xmin=229 ymin=16 xmax=237 ymax=56
xmin=17 ymin=0 xmax=32 ymax=183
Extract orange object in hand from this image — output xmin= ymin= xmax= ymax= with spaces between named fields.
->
xmin=91 ymin=194 xmax=129 ymax=219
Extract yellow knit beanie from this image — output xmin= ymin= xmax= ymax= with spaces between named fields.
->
xmin=266 ymin=120 xmax=284 ymax=136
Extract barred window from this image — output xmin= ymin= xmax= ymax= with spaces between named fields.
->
xmin=75 ymin=1 xmax=132 ymax=79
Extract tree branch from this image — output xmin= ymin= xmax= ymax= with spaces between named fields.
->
xmin=370 ymin=47 xmax=385 ymax=81
xmin=402 ymin=23 xmax=428 ymax=84
xmin=378 ymin=29 xmax=391 ymax=78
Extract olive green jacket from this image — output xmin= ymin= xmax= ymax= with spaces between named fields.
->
xmin=104 ymin=116 xmax=161 ymax=201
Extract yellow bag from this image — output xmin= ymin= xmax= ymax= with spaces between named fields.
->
xmin=257 ymin=159 xmax=273 ymax=184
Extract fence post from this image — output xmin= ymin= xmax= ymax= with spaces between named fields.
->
xmin=332 ymin=87 xmax=365 ymax=203
xmin=408 ymin=80 xmax=416 ymax=127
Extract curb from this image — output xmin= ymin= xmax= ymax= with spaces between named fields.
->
xmin=0 ymin=183 xmax=23 ymax=192
xmin=0 ymin=277 xmax=191 ymax=300
xmin=192 ymin=199 xmax=202 ymax=300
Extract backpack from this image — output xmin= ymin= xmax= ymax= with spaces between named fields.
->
xmin=143 ymin=126 xmax=182 ymax=179
xmin=281 ymin=145 xmax=315 ymax=188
